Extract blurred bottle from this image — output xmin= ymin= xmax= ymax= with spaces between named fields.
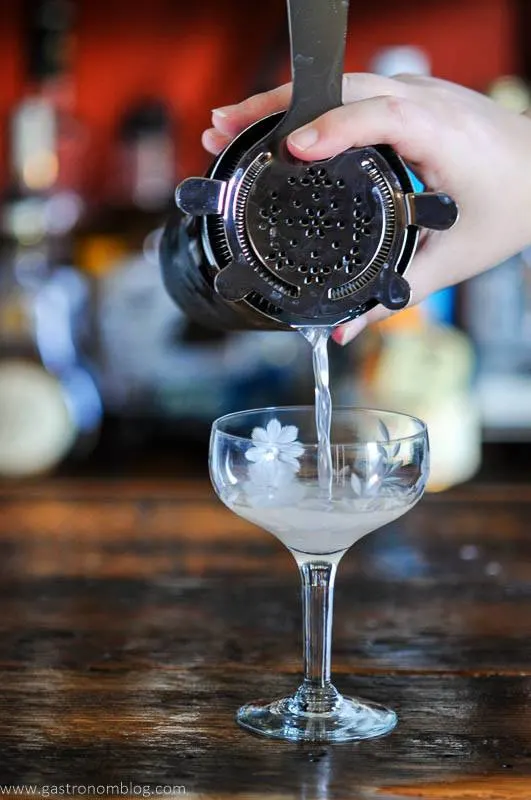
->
xmin=369 ymin=45 xmax=431 ymax=78
xmin=16 ymin=0 xmax=89 ymax=199
xmin=0 ymin=0 xmax=101 ymax=478
xmin=355 ymin=314 xmax=481 ymax=492
xmin=0 ymin=255 xmax=102 ymax=478
xmin=110 ymin=98 xmax=176 ymax=213
xmin=487 ymin=75 xmax=530 ymax=114
xmin=79 ymin=90 xmax=312 ymax=444
xmin=78 ymin=95 xmax=177 ymax=272
xmin=462 ymin=76 xmax=531 ymax=438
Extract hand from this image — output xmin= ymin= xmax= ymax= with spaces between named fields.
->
xmin=203 ymin=74 xmax=531 ymax=343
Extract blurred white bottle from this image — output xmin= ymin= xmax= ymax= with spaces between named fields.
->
xmin=369 ymin=46 xmax=431 ymax=78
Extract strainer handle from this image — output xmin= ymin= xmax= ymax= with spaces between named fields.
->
xmin=272 ymin=0 xmax=349 ymax=143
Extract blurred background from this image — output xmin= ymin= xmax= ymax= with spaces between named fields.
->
xmin=1 ymin=0 xmax=531 ymax=488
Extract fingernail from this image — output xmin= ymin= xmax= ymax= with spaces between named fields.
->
xmin=332 ymin=319 xmax=366 ymax=346
xmin=212 ymin=105 xmax=238 ymax=118
xmin=288 ymin=125 xmax=319 ymax=151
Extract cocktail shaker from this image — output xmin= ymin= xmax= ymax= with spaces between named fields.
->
xmin=160 ymin=0 xmax=458 ymax=330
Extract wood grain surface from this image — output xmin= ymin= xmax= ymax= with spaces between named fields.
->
xmin=0 ymin=480 xmax=530 ymax=799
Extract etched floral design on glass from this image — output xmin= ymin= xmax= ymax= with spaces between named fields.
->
xmin=242 ymin=420 xmax=306 ymax=508
xmin=209 ymin=407 xmax=429 ymax=743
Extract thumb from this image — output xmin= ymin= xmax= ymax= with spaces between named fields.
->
xmin=287 ymin=95 xmax=438 ymax=176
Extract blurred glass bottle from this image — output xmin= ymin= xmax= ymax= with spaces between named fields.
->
xmin=463 ymin=76 xmax=531 ymax=437
xmin=84 ymin=93 xmax=312 ymax=442
xmin=110 ymin=98 xmax=177 ymax=213
xmin=0 ymin=0 xmax=101 ymax=478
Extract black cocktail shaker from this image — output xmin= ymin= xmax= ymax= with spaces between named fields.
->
xmin=160 ymin=0 xmax=458 ymax=331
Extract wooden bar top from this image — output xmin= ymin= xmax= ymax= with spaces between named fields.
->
xmin=0 ymin=479 xmax=530 ymax=798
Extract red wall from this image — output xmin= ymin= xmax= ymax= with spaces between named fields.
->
xmin=0 ymin=0 xmax=519 ymax=199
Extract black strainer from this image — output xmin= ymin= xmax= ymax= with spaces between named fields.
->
xmin=162 ymin=0 xmax=458 ymax=329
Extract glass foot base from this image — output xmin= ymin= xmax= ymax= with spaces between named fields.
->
xmin=236 ymin=694 xmax=397 ymax=743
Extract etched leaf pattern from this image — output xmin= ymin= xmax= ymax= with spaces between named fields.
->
xmin=350 ymin=420 xmax=407 ymax=502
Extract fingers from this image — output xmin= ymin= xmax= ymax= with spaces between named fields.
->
xmin=332 ymin=305 xmax=391 ymax=345
xmin=341 ymin=72 xmax=408 ymax=102
xmin=211 ymin=83 xmax=292 ymax=137
xmin=202 ymin=128 xmax=231 ymax=155
xmin=206 ymin=84 xmax=439 ymax=179
xmin=286 ymin=95 xmax=437 ymax=169
xmin=208 ymin=73 xmax=408 ymax=140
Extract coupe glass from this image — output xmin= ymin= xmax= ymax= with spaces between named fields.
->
xmin=209 ymin=406 xmax=429 ymax=743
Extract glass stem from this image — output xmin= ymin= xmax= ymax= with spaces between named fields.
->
xmin=294 ymin=560 xmax=342 ymax=714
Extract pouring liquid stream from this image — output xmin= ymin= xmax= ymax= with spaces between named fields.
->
xmin=226 ymin=325 xmax=418 ymax=556
xmin=300 ymin=327 xmax=333 ymax=502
